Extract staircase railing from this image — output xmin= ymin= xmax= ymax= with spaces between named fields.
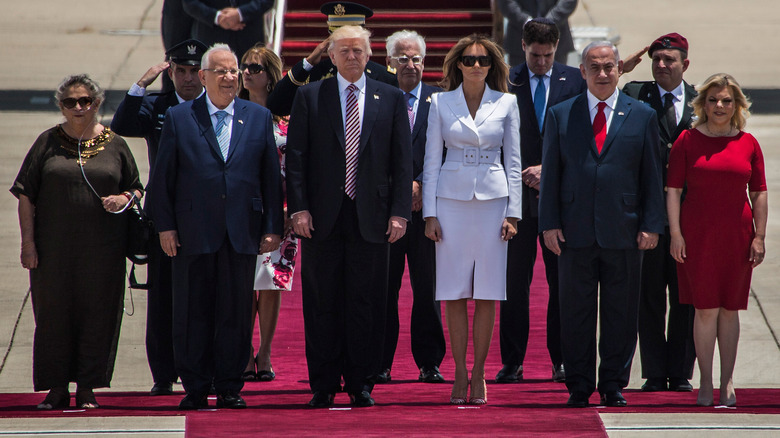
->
xmin=265 ymin=0 xmax=287 ymax=56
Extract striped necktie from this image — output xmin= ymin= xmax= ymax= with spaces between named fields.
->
xmin=344 ymin=84 xmax=360 ymax=199
xmin=404 ymin=92 xmax=415 ymax=132
xmin=215 ymin=110 xmax=229 ymax=160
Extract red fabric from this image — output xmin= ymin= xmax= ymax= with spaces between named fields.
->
xmin=668 ymin=129 xmax=767 ymax=309
xmin=593 ymin=102 xmax=607 ymax=154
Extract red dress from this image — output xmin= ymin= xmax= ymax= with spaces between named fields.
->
xmin=667 ymin=129 xmax=767 ymax=310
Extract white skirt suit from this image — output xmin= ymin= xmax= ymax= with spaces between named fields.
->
xmin=422 ymin=84 xmax=522 ymax=301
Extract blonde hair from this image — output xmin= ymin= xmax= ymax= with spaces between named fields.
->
xmin=440 ymin=34 xmax=508 ymax=92
xmin=691 ymin=73 xmax=751 ymax=130
xmin=328 ymin=25 xmax=373 ymax=57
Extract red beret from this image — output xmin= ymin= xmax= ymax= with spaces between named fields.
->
xmin=648 ymin=33 xmax=688 ymax=57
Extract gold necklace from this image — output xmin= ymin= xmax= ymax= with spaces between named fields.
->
xmin=57 ymin=125 xmax=113 ymax=163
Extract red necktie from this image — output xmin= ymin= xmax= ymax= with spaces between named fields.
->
xmin=344 ymin=84 xmax=360 ymax=199
xmin=593 ymin=101 xmax=607 ymax=154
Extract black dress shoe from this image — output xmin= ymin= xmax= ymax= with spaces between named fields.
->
xmin=374 ymin=369 xmax=392 ymax=384
xmin=419 ymin=366 xmax=445 ymax=383
xmin=307 ymin=391 xmax=335 ymax=408
xmin=349 ymin=390 xmax=375 ymax=407
xmin=495 ymin=364 xmax=522 ymax=383
xmin=150 ymin=382 xmax=174 ymax=396
xmin=216 ymin=393 xmax=247 ymax=409
xmin=600 ymin=390 xmax=627 ymax=407
xmin=668 ymin=378 xmax=693 ymax=392
xmin=552 ymin=364 xmax=566 ymax=383
xmin=566 ymin=392 xmax=590 ymax=408
xmin=178 ymin=393 xmax=207 ymax=410
xmin=641 ymin=378 xmax=668 ymax=392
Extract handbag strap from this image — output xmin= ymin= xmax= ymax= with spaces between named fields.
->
xmin=128 ymin=263 xmax=149 ymax=290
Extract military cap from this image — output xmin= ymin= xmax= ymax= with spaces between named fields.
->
xmin=648 ymin=33 xmax=689 ymax=57
xmin=320 ymin=2 xmax=373 ymax=32
xmin=166 ymin=39 xmax=208 ymax=66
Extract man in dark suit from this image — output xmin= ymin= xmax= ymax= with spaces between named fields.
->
xmin=287 ymin=25 xmax=412 ymax=409
xmin=266 ymin=2 xmax=398 ymax=117
xmin=539 ymin=41 xmax=665 ymax=408
xmin=498 ymin=18 xmax=585 ymax=385
xmin=496 ymin=0 xmax=578 ymax=65
xmin=622 ymin=33 xmax=697 ymax=393
xmin=150 ymin=43 xmax=283 ymax=410
xmin=182 ymin=0 xmax=273 ymax=60
xmin=161 ymin=1 xmax=194 ymax=93
xmin=376 ymin=30 xmax=445 ymax=385
xmin=111 ymin=38 xmax=207 ymax=397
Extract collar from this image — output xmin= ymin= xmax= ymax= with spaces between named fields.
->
xmin=405 ymin=81 xmax=423 ymax=100
xmin=656 ymin=82 xmax=685 ymax=103
xmin=530 ymin=67 xmax=552 ymax=81
xmin=176 ymin=88 xmax=204 ymax=104
xmin=337 ymin=72 xmax=367 ymax=95
xmin=205 ymin=93 xmax=235 ymax=116
xmin=586 ymin=88 xmax=619 ymax=111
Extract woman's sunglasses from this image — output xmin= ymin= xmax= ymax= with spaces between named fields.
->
xmin=60 ymin=97 xmax=94 ymax=109
xmin=460 ymin=55 xmax=492 ymax=67
xmin=241 ymin=63 xmax=266 ymax=74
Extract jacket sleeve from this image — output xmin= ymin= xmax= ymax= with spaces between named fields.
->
xmin=389 ymin=89 xmax=413 ymax=221
xmin=538 ymin=105 xmax=562 ymax=232
xmin=503 ymin=97 xmax=523 ymax=219
xmin=638 ymin=111 xmax=665 ymax=234
xmin=285 ymin=87 xmax=309 ymax=215
xmin=260 ymin=113 xmax=284 ymax=236
xmin=148 ymin=108 xmax=179 ymax=232
xmin=422 ymin=93 xmax=443 ymax=218
xmin=110 ymin=94 xmax=154 ymax=138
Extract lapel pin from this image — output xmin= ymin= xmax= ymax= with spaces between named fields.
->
xmin=426 ymin=96 xmax=432 ymax=103
xmin=373 ymin=94 xmax=380 ymax=100
xmin=618 ymin=112 xmax=625 ymax=116
xmin=559 ymin=77 xmax=566 ymax=81
xmin=238 ymin=119 xmax=244 ymax=124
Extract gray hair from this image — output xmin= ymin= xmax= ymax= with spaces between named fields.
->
xmin=581 ymin=41 xmax=620 ymax=64
xmin=201 ymin=43 xmax=238 ymax=69
xmin=386 ymin=30 xmax=426 ymax=57
xmin=328 ymin=25 xmax=373 ymax=57
xmin=54 ymin=74 xmax=105 ymax=107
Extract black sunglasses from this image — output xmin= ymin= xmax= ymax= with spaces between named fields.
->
xmin=240 ymin=63 xmax=265 ymax=74
xmin=460 ymin=55 xmax=492 ymax=67
xmin=60 ymin=97 xmax=94 ymax=109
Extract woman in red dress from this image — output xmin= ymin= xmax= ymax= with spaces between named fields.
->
xmin=667 ymin=73 xmax=768 ymax=407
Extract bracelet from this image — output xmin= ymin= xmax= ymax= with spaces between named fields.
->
xmin=122 ymin=191 xmax=135 ymax=207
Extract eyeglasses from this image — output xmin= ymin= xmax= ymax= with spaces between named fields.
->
xmin=460 ymin=55 xmax=492 ymax=67
xmin=203 ymin=68 xmax=240 ymax=77
xmin=240 ymin=63 xmax=265 ymax=74
xmin=60 ymin=97 xmax=94 ymax=109
xmin=391 ymin=55 xmax=423 ymax=66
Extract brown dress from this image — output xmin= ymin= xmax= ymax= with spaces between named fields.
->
xmin=10 ymin=126 xmax=143 ymax=391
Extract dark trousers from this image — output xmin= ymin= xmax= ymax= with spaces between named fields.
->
xmin=301 ymin=196 xmax=389 ymax=394
xmin=382 ymin=210 xmax=445 ymax=371
xmin=559 ymin=244 xmax=641 ymax=395
xmin=500 ymin=216 xmax=562 ymax=367
xmin=146 ymin=236 xmax=178 ymax=384
xmin=638 ymin=229 xmax=696 ymax=379
xmin=171 ymin=237 xmax=255 ymax=396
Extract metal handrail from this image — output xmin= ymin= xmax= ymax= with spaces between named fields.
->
xmin=265 ymin=0 xmax=287 ymax=56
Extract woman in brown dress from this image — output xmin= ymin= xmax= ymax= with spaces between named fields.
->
xmin=11 ymin=74 xmax=144 ymax=410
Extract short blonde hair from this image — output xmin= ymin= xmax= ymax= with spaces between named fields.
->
xmin=328 ymin=25 xmax=373 ymax=57
xmin=691 ymin=73 xmax=751 ymax=130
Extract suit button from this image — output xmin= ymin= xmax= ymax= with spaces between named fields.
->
xmin=221 ymin=194 xmax=226 ymax=199
xmin=667 ymin=143 xmax=673 ymax=149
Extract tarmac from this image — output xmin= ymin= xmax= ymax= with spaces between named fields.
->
xmin=0 ymin=0 xmax=778 ymax=436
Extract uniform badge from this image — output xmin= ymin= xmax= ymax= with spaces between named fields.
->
xmin=238 ymin=120 xmax=244 ymax=124
xmin=335 ymin=4 xmax=345 ymax=15
xmin=187 ymin=45 xmax=197 ymax=55
xmin=373 ymin=94 xmax=380 ymax=100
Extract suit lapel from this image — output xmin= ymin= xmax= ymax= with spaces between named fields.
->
xmin=322 ymin=78 xmax=346 ymax=151
xmin=676 ymin=81 xmax=696 ymax=137
xmin=445 ymin=85 xmax=478 ymax=136
xmin=473 ymin=85 xmax=502 ymax=128
xmin=227 ymin=99 xmax=245 ymax=161
xmin=360 ymin=79 xmax=380 ymax=154
xmin=547 ymin=64 xmax=567 ymax=112
xmin=191 ymin=96 xmax=222 ymax=159
xmin=600 ymin=91 xmax=632 ymax=156
xmin=412 ymin=84 xmax=434 ymax=140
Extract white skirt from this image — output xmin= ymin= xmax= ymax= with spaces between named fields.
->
xmin=434 ymin=196 xmax=508 ymax=301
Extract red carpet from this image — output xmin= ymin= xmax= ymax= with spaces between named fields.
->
xmin=2 ymin=244 xmax=779 ymax=436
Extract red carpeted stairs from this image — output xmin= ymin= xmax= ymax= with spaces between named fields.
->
xmin=280 ymin=0 xmax=494 ymax=83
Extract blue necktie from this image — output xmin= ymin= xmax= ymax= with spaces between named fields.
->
xmin=215 ymin=110 xmax=229 ymax=160
xmin=534 ymin=74 xmax=547 ymax=132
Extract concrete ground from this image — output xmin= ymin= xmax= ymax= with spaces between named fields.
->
xmin=0 ymin=0 xmax=778 ymax=436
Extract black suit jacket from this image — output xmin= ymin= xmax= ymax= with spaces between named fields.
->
xmin=508 ymin=62 xmax=585 ymax=218
xmin=182 ymin=0 xmax=273 ymax=58
xmin=268 ymin=58 xmax=398 ymax=117
xmin=150 ymin=95 xmax=283 ymax=256
xmin=539 ymin=91 xmax=665 ymax=249
xmin=286 ymin=76 xmax=412 ymax=244
xmin=412 ymin=83 xmax=442 ymax=183
xmin=622 ymin=80 xmax=697 ymax=185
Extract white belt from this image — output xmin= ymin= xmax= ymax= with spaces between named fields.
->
xmin=445 ymin=147 xmax=501 ymax=166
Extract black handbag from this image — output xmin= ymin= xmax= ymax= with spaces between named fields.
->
xmin=126 ymin=204 xmax=152 ymax=265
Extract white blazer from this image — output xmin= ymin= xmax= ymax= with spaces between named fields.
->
xmin=422 ymin=84 xmax=522 ymax=219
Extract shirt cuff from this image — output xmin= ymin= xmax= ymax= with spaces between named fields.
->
xmin=128 ymin=83 xmax=145 ymax=97
xmin=302 ymin=58 xmax=314 ymax=71
xmin=214 ymin=11 xmax=221 ymax=25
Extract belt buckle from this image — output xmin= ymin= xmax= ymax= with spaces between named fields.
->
xmin=463 ymin=147 xmax=478 ymax=166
